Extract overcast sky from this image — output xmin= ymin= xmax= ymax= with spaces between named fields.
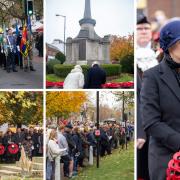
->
xmin=45 ymin=0 xmax=134 ymax=43
xmin=86 ymin=91 xmax=122 ymax=108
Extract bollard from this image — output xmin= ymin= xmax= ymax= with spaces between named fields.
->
xmin=89 ymin=146 xmax=93 ymax=165
xmin=55 ymin=155 xmax=61 ymax=180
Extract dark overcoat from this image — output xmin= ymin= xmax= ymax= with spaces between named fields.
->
xmin=141 ymin=59 xmax=180 ymax=180
xmin=137 ymin=71 xmax=150 ymax=179
xmin=84 ymin=65 xmax=106 ymax=89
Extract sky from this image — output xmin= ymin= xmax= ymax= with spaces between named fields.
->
xmin=45 ymin=0 xmax=134 ymax=43
xmin=86 ymin=91 xmax=122 ymax=109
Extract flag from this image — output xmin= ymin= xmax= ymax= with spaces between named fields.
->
xmin=27 ymin=16 xmax=32 ymax=34
xmin=20 ymin=26 xmax=28 ymax=57
xmin=16 ymin=20 xmax=21 ymax=66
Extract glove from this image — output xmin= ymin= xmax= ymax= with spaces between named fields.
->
xmin=17 ymin=45 xmax=20 ymax=52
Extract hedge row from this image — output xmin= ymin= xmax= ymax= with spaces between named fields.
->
xmin=46 ymin=60 xmax=61 ymax=74
xmin=53 ymin=64 xmax=121 ymax=78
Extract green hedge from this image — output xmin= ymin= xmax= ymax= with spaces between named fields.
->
xmin=46 ymin=60 xmax=61 ymax=74
xmin=53 ymin=64 xmax=121 ymax=78
xmin=120 ymin=54 xmax=134 ymax=74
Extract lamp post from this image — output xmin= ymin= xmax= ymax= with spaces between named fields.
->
xmin=96 ymin=91 xmax=100 ymax=168
xmin=55 ymin=14 xmax=66 ymax=55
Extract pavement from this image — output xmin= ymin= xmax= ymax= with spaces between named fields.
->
xmin=0 ymin=50 xmax=43 ymax=89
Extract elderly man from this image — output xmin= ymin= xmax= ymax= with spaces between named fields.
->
xmin=84 ymin=61 xmax=106 ymax=89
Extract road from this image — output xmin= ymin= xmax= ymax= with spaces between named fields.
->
xmin=0 ymin=50 xmax=43 ymax=89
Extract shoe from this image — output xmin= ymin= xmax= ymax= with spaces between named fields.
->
xmin=24 ymin=67 xmax=28 ymax=72
xmin=30 ymin=66 xmax=36 ymax=71
xmin=13 ymin=69 xmax=18 ymax=72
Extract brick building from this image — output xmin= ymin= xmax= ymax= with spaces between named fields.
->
xmin=147 ymin=0 xmax=180 ymax=20
xmin=137 ymin=0 xmax=180 ymax=20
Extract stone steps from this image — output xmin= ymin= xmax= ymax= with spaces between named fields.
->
xmin=32 ymin=157 xmax=43 ymax=164
xmin=0 ymin=169 xmax=19 ymax=176
xmin=0 ymin=156 xmax=44 ymax=177
xmin=16 ymin=161 xmax=43 ymax=170
xmin=0 ymin=165 xmax=43 ymax=172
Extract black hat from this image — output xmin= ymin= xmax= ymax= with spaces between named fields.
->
xmin=137 ymin=13 xmax=150 ymax=25
xmin=65 ymin=123 xmax=73 ymax=129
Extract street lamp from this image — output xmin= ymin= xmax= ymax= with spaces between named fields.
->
xmin=55 ymin=14 xmax=66 ymax=55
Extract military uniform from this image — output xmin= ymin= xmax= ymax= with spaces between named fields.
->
xmin=6 ymin=32 xmax=18 ymax=73
xmin=24 ymin=31 xmax=35 ymax=71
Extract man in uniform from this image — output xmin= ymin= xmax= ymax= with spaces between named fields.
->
xmin=16 ymin=27 xmax=23 ymax=69
xmin=6 ymin=28 xmax=18 ymax=73
xmin=24 ymin=29 xmax=36 ymax=71
xmin=0 ymin=29 xmax=6 ymax=70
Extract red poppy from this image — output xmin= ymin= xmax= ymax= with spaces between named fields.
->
xmin=166 ymin=152 xmax=180 ymax=180
xmin=8 ymin=144 xmax=19 ymax=154
xmin=46 ymin=81 xmax=55 ymax=87
xmin=0 ymin=144 xmax=5 ymax=155
xmin=46 ymin=81 xmax=64 ymax=88
xmin=102 ymin=82 xmax=134 ymax=89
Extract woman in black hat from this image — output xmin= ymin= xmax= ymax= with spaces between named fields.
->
xmin=141 ymin=20 xmax=180 ymax=180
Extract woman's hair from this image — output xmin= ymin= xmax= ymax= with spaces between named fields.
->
xmin=49 ymin=129 xmax=57 ymax=140
xmin=58 ymin=125 xmax=65 ymax=131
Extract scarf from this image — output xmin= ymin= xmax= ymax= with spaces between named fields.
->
xmin=136 ymin=48 xmax=158 ymax=72
xmin=165 ymin=54 xmax=180 ymax=86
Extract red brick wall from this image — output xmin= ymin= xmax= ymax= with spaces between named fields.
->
xmin=147 ymin=0 xmax=180 ymax=20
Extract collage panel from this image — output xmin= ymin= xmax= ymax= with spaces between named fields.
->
xmin=0 ymin=91 xmax=44 ymax=180
xmin=46 ymin=91 xmax=134 ymax=180
xmin=46 ymin=0 xmax=134 ymax=90
xmin=0 ymin=0 xmax=43 ymax=89
xmin=137 ymin=0 xmax=180 ymax=180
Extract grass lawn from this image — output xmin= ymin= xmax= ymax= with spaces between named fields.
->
xmin=74 ymin=142 xmax=134 ymax=180
xmin=46 ymin=74 xmax=65 ymax=82
xmin=109 ymin=74 xmax=134 ymax=83
xmin=46 ymin=73 xmax=134 ymax=83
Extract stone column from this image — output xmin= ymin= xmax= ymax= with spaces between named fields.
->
xmin=65 ymin=37 xmax=72 ymax=64
xmin=55 ymin=155 xmax=61 ymax=180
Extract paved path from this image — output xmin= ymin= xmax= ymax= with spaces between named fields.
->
xmin=0 ymin=51 xmax=43 ymax=89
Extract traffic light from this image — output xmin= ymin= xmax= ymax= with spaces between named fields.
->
xmin=27 ymin=0 xmax=33 ymax=15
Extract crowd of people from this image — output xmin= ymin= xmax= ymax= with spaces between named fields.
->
xmin=46 ymin=120 xmax=134 ymax=179
xmin=0 ymin=26 xmax=43 ymax=73
xmin=136 ymin=12 xmax=180 ymax=180
xmin=63 ymin=61 xmax=106 ymax=89
xmin=0 ymin=127 xmax=43 ymax=163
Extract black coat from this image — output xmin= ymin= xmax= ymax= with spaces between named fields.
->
xmin=3 ymin=135 xmax=15 ymax=146
xmin=84 ymin=65 xmax=106 ymax=89
xmin=14 ymin=132 xmax=25 ymax=144
xmin=137 ymin=71 xmax=150 ymax=180
xmin=141 ymin=59 xmax=180 ymax=180
xmin=64 ymin=131 xmax=76 ymax=155
xmin=100 ymin=129 xmax=109 ymax=147
xmin=86 ymin=132 xmax=96 ymax=147
xmin=73 ymin=133 xmax=83 ymax=154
